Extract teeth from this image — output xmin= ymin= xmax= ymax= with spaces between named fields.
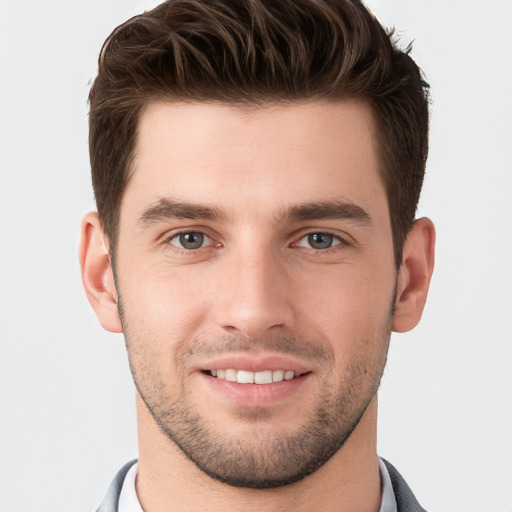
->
xmin=209 ymin=369 xmax=299 ymax=384
xmin=225 ymin=369 xmax=237 ymax=382
xmin=272 ymin=370 xmax=284 ymax=382
xmin=237 ymin=370 xmax=255 ymax=384
xmin=254 ymin=370 xmax=272 ymax=384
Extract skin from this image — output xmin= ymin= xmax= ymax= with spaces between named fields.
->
xmin=80 ymin=100 xmax=435 ymax=511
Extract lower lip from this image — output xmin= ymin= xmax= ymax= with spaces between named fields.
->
xmin=199 ymin=372 xmax=311 ymax=407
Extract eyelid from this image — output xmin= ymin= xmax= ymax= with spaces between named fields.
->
xmin=292 ymin=228 xmax=352 ymax=247
xmin=161 ymin=226 xmax=222 ymax=251
xmin=159 ymin=226 xmax=353 ymax=253
xmin=168 ymin=231 xmax=212 ymax=249
xmin=294 ymin=232 xmax=344 ymax=249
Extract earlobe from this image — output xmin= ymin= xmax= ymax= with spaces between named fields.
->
xmin=392 ymin=218 xmax=436 ymax=333
xmin=79 ymin=212 xmax=123 ymax=333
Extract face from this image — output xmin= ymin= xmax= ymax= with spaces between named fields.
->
xmin=115 ymin=100 xmax=397 ymax=487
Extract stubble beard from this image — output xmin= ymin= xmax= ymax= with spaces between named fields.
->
xmin=139 ymin=362 xmax=384 ymax=488
xmin=119 ymin=297 xmax=394 ymax=489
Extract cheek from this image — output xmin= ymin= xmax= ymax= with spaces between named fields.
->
xmin=119 ymin=278 xmax=209 ymax=396
xmin=295 ymin=261 xmax=395 ymax=370
xmin=118 ymin=264 xmax=212 ymax=355
xmin=299 ymin=262 xmax=395 ymax=322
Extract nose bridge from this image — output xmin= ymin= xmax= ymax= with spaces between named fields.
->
xmin=213 ymin=242 xmax=294 ymax=339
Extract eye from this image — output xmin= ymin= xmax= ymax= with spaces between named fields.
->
xmin=169 ymin=231 xmax=211 ymax=250
xmin=296 ymin=232 xmax=342 ymax=250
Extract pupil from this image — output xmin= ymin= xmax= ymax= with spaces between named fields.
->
xmin=180 ymin=232 xmax=204 ymax=249
xmin=308 ymin=233 xmax=333 ymax=249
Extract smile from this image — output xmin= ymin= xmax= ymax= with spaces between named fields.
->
xmin=208 ymin=369 xmax=303 ymax=384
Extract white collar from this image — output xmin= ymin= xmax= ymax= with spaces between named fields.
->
xmin=118 ymin=461 xmax=143 ymax=512
xmin=379 ymin=457 xmax=399 ymax=512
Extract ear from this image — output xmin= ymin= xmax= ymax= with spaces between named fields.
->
xmin=392 ymin=217 xmax=436 ymax=333
xmin=79 ymin=212 xmax=123 ymax=333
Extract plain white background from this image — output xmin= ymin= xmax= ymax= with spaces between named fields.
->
xmin=0 ymin=0 xmax=511 ymax=510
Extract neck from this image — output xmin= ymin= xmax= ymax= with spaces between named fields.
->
xmin=135 ymin=394 xmax=382 ymax=512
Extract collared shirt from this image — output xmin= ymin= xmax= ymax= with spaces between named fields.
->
xmin=117 ymin=462 xmax=142 ymax=512
xmin=379 ymin=457 xmax=398 ymax=512
xmin=118 ymin=458 xmax=398 ymax=512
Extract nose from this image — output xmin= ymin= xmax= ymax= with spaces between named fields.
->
xmin=211 ymin=248 xmax=296 ymax=340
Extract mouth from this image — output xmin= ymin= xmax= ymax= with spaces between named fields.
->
xmin=197 ymin=356 xmax=313 ymax=406
xmin=203 ymin=368 xmax=307 ymax=384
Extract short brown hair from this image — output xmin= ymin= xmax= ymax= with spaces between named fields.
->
xmin=89 ymin=0 xmax=429 ymax=267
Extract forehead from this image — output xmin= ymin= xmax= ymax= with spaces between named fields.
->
xmin=123 ymin=100 xmax=387 ymax=225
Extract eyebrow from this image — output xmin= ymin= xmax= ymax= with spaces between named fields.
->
xmin=137 ymin=199 xmax=226 ymax=226
xmin=284 ymin=201 xmax=373 ymax=226
xmin=136 ymin=198 xmax=372 ymax=227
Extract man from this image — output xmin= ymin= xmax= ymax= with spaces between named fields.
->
xmin=79 ymin=0 xmax=435 ymax=510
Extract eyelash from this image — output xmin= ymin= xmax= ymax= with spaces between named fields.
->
xmin=166 ymin=230 xmax=217 ymax=254
xmin=164 ymin=229 xmax=351 ymax=255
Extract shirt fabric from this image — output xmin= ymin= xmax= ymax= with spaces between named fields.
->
xmin=118 ymin=458 xmax=398 ymax=512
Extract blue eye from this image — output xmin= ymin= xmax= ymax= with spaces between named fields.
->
xmin=170 ymin=232 xmax=210 ymax=250
xmin=296 ymin=232 xmax=342 ymax=250
xmin=308 ymin=233 xmax=334 ymax=249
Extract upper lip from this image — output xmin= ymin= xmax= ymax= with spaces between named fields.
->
xmin=197 ymin=355 xmax=311 ymax=374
